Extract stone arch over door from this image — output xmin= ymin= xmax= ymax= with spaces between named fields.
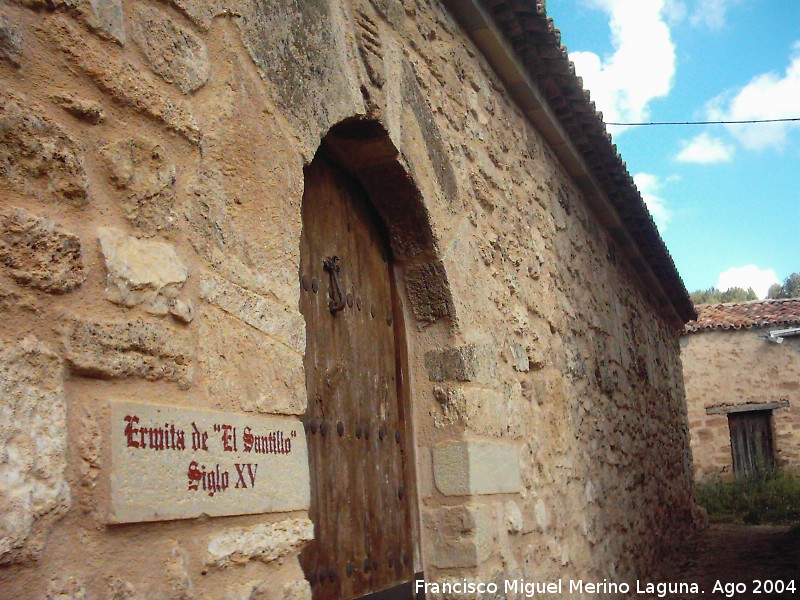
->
xmin=298 ymin=119 xmax=453 ymax=599
xmin=319 ymin=119 xmax=455 ymax=326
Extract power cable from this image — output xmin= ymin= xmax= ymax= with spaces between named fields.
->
xmin=605 ymin=117 xmax=800 ymax=126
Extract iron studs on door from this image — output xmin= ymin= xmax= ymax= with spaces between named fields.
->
xmin=301 ymin=160 xmax=418 ymax=599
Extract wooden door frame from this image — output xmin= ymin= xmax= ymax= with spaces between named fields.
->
xmin=388 ymin=257 xmax=424 ymax=579
xmin=302 ymin=119 xmax=453 ymax=595
xmin=727 ymin=409 xmax=776 ymax=479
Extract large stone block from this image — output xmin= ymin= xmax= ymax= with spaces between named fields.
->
xmin=424 ymin=344 xmax=497 ymax=384
xmin=52 ymin=93 xmax=106 ymax=124
xmin=21 ymin=0 xmax=126 ymax=43
xmin=0 ymin=89 xmax=88 ymax=205
xmin=48 ymin=15 xmax=200 ymax=143
xmin=0 ymin=336 xmax=70 ymax=564
xmin=182 ymin=165 xmax=300 ymax=308
xmin=200 ymin=272 xmax=305 ymax=354
xmin=131 ymin=4 xmax=210 ymax=94
xmin=182 ymin=39 xmax=304 ymax=306
xmin=61 ymin=317 xmax=193 ymax=386
xmin=206 ymin=518 xmax=314 ymax=568
xmin=433 ymin=439 xmax=522 ymax=496
xmin=45 ymin=576 xmax=90 ymax=599
xmin=234 ymin=0 xmax=364 ymax=155
xmin=432 ymin=386 xmax=524 ymax=439
xmin=404 ymin=260 xmax=454 ymax=323
xmin=163 ymin=0 xmax=224 ymax=31
xmin=98 ymin=227 xmax=188 ymax=314
xmin=401 ymin=60 xmax=461 ymax=211
xmin=100 ymin=138 xmax=177 ymax=235
xmin=422 ymin=505 xmax=496 ymax=568
xmin=0 ymin=206 xmax=85 ymax=293
xmin=198 ymin=305 xmax=306 ymax=416
xmin=0 ymin=15 xmax=22 ymax=68
xmin=85 ymin=0 xmax=125 ymax=43
xmin=530 ymin=367 xmax=568 ymax=407
xmin=353 ymin=4 xmax=386 ymax=88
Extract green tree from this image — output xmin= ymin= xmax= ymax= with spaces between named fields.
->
xmin=767 ymin=273 xmax=800 ymax=299
xmin=720 ymin=287 xmax=758 ymax=303
xmin=690 ymin=288 xmax=720 ymax=304
xmin=690 ymin=286 xmax=757 ymax=305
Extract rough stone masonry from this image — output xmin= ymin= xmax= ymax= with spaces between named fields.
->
xmin=0 ymin=1 xmax=701 ymax=598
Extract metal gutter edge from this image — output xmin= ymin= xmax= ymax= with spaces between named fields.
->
xmin=441 ymin=0 xmax=685 ymax=327
xmin=766 ymin=326 xmax=800 ymax=343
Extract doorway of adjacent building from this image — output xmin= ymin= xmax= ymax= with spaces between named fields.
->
xmin=299 ymin=154 xmax=420 ymax=600
xmin=728 ymin=410 xmax=775 ymax=479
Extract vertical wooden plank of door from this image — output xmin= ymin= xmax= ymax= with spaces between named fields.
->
xmin=751 ymin=412 xmax=774 ymax=472
xmin=352 ymin=194 xmax=379 ymax=595
xmin=345 ymin=167 xmax=411 ymax=594
xmin=741 ymin=413 xmax=761 ymax=475
xmin=742 ymin=414 xmax=755 ymax=478
xmin=729 ymin=411 xmax=775 ymax=480
xmin=301 ymin=159 xmax=356 ymax=600
xmin=761 ymin=413 xmax=774 ymax=470
xmin=729 ymin=414 xmax=745 ymax=479
xmin=299 ymin=160 xmax=321 ymax=596
xmin=301 ymin=157 xmax=416 ymax=600
xmin=347 ymin=178 xmax=373 ymax=599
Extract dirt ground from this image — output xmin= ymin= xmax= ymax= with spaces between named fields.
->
xmin=661 ymin=523 xmax=800 ymax=598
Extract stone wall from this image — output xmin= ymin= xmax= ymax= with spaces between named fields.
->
xmin=681 ymin=328 xmax=800 ymax=480
xmin=1 ymin=0 xmax=698 ymax=597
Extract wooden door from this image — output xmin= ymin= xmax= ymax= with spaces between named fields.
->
xmin=728 ymin=410 xmax=774 ymax=479
xmin=299 ymin=156 xmax=418 ymax=600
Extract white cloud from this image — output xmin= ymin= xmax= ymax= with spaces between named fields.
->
xmin=633 ymin=172 xmax=672 ymax=231
xmin=570 ymin=0 xmax=676 ymax=129
xmin=689 ymin=0 xmax=738 ymax=30
xmin=675 ymin=132 xmax=735 ymax=163
xmin=707 ymin=42 xmax=800 ymax=151
xmin=716 ymin=265 xmax=779 ymax=299
xmin=663 ymin=0 xmax=688 ymax=25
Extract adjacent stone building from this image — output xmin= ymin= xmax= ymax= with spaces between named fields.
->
xmin=1 ymin=1 xmax=700 ymax=598
xmin=682 ymin=299 xmax=800 ymax=481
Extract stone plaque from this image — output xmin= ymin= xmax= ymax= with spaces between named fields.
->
xmin=108 ymin=400 xmax=310 ymax=523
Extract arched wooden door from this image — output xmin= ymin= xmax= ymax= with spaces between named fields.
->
xmin=299 ymin=155 xmax=420 ymax=600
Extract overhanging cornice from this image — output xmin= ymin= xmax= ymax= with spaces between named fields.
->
xmin=442 ymin=0 xmax=696 ymax=326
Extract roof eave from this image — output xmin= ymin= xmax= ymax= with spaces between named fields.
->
xmin=442 ymin=0 xmax=695 ymax=326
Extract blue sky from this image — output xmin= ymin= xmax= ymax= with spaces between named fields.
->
xmin=546 ymin=0 xmax=800 ymax=297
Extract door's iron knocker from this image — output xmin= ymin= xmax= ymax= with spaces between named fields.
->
xmin=323 ymin=256 xmax=346 ymax=314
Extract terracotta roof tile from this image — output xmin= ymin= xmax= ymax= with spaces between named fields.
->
xmin=684 ymin=298 xmax=800 ymax=333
